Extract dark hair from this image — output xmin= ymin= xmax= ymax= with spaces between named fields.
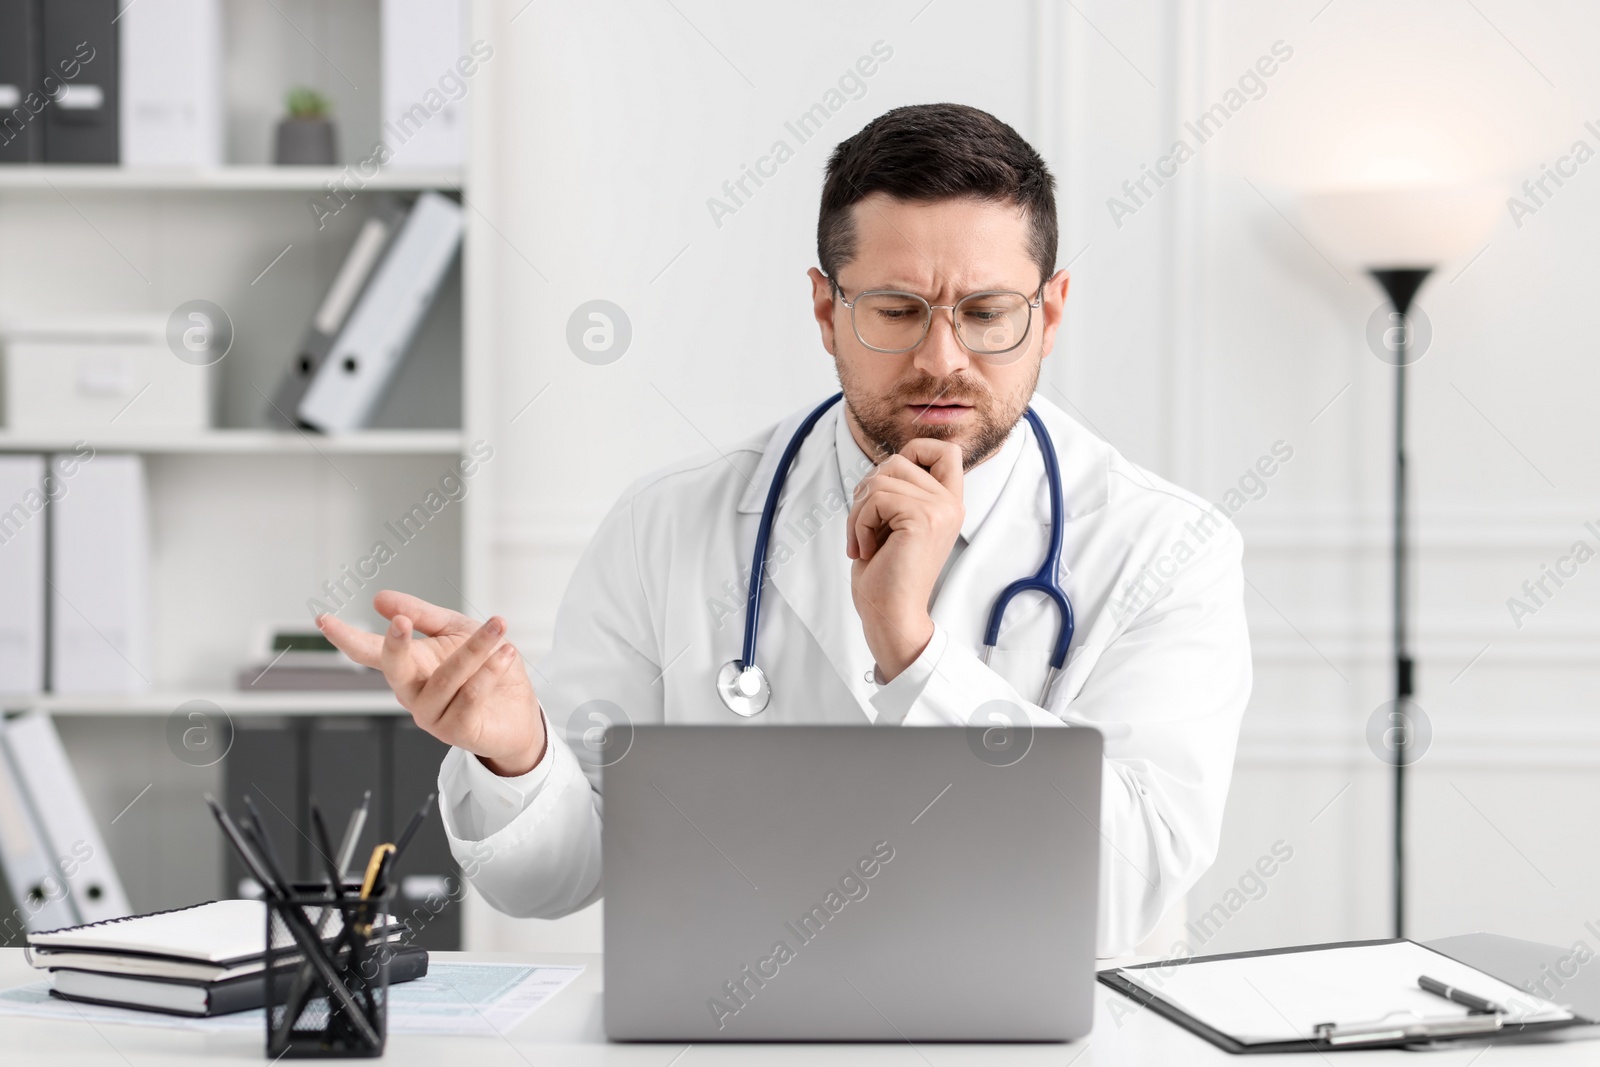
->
xmin=818 ymin=103 xmax=1058 ymax=286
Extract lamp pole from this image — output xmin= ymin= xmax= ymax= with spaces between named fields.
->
xmin=1370 ymin=267 xmax=1430 ymax=940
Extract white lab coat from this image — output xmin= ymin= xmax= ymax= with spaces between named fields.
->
xmin=436 ymin=394 xmax=1251 ymax=956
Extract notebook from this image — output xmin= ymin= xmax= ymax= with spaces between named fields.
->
xmin=26 ymin=900 xmax=401 ymax=983
xmin=49 ymin=943 xmax=430 ymax=1017
xmin=1102 ymin=938 xmax=1584 ymax=1053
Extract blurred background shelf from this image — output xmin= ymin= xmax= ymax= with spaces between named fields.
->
xmin=0 ymin=429 xmax=465 ymax=454
xmin=0 ymin=166 xmax=464 ymax=192
xmin=1 ymin=689 xmax=406 ymax=716
xmin=0 ymin=0 xmax=485 ymax=945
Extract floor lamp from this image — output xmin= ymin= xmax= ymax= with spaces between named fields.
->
xmin=1298 ymin=186 xmax=1499 ymax=938
xmin=1371 ymin=265 xmax=1427 ymax=941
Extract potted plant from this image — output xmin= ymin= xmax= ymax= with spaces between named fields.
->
xmin=274 ymin=87 xmax=337 ymax=165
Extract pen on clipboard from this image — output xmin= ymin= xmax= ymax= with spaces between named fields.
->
xmin=1418 ymin=974 xmax=1505 ymax=1015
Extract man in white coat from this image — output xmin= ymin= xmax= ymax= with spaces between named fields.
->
xmin=319 ymin=103 xmax=1251 ymax=957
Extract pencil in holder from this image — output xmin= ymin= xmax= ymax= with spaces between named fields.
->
xmin=263 ymin=887 xmax=396 ymax=1059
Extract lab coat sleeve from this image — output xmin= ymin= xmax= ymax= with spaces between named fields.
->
xmin=438 ymin=703 xmax=557 ymax=842
xmin=877 ymin=524 xmax=1251 ymax=957
xmin=434 ymin=492 xmax=663 ymax=919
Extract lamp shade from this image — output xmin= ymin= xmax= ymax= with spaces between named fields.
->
xmin=1297 ymin=185 xmax=1503 ymax=269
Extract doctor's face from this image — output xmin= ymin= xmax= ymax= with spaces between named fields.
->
xmin=810 ymin=193 xmax=1068 ymax=469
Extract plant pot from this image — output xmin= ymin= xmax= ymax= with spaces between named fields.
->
xmin=274 ymin=118 xmax=337 ymax=165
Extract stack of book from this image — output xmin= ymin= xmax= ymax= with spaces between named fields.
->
xmin=235 ymin=626 xmax=391 ymax=691
xmin=25 ymin=899 xmax=426 ymax=1017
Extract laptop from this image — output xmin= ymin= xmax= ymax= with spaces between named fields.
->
xmin=602 ymin=724 xmax=1102 ymax=1041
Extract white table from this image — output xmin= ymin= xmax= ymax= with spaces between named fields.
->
xmin=1 ymin=948 xmax=1593 ymax=1064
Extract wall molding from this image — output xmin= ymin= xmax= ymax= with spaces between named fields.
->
xmin=1249 ymin=635 xmax=1600 ymax=664
xmin=1236 ymin=720 xmax=1600 ymax=769
xmin=494 ymin=505 xmax=1600 ymax=554
xmin=1238 ymin=509 xmax=1600 ymax=551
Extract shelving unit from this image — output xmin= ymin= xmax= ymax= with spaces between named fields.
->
xmin=0 ymin=169 xmax=473 ymax=697
xmin=0 ymin=165 xmax=464 ymax=192
xmin=0 ymin=0 xmax=494 ymax=931
xmin=0 ymin=429 xmax=464 ymax=454
xmin=8 ymin=690 xmax=405 ymax=716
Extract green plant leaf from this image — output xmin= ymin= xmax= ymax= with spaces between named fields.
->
xmin=285 ymin=86 xmax=332 ymax=120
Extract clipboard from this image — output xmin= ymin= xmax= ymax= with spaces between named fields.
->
xmin=1099 ymin=937 xmax=1592 ymax=1054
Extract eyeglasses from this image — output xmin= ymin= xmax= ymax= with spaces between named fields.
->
xmin=830 ymin=279 xmax=1045 ymax=362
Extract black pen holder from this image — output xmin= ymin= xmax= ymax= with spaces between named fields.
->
xmin=263 ymin=888 xmax=396 ymax=1059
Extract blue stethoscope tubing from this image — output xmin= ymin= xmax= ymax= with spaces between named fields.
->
xmin=715 ymin=391 xmax=1075 ymax=716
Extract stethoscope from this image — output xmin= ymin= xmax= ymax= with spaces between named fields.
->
xmin=716 ymin=391 xmax=1074 ymax=716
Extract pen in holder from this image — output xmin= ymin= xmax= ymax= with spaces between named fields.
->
xmin=263 ymin=886 xmax=396 ymax=1059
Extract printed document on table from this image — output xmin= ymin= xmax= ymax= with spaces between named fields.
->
xmin=386 ymin=960 xmax=585 ymax=1034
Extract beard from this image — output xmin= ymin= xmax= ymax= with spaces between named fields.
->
xmin=838 ymin=362 xmax=1040 ymax=471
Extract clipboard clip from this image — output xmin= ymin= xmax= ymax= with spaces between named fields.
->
xmin=1313 ymin=1010 xmax=1505 ymax=1046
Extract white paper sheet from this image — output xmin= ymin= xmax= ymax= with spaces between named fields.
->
xmin=1116 ymin=941 xmax=1572 ymax=1045
xmin=0 ymin=961 xmax=583 ymax=1037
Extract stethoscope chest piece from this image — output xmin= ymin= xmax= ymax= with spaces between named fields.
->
xmin=717 ymin=660 xmax=771 ymax=717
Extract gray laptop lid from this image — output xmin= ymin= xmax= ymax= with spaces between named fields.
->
xmin=603 ymin=724 xmax=1102 ymax=1041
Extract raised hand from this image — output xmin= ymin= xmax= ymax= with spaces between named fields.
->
xmin=317 ymin=590 xmax=546 ymax=776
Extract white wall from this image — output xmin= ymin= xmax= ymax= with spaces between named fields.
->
xmin=466 ymin=0 xmax=1600 ymax=955
xmin=1183 ymin=0 xmax=1600 ymax=957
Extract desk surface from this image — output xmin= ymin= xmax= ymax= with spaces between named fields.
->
xmin=0 ymin=947 xmax=1594 ymax=1065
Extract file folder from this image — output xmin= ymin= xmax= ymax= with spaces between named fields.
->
xmin=119 ymin=0 xmax=223 ymax=167
xmin=269 ymin=198 xmax=404 ymax=427
xmin=48 ymin=453 xmax=152 ymax=694
xmin=41 ymin=0 xmax=120 ymax=163
xmin=381 ymin=0 xmax=467 ymax=169
xmin=297 ymin=191 xmax=463 ymax=432
xmin=0 ymin=455 xmax=46 ymax=693
xmin=3 ymin=711 xmax=130 ymax=924
xmin=0 ymin=729 xmax=78 ymax=939
xmin=0 ymin=0 xmax=44 ymax=163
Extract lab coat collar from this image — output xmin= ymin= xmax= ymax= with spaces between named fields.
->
xmin=738 ymin=406 xmax=816 ymax=515
xmin=830 ymin=406 xmax=1027 ymax=544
